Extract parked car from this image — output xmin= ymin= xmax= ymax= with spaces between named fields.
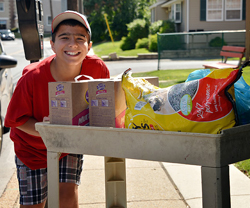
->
xmin=0 ymin=40 xmax=17 ymax=155
xmin=0 ymin=29 xmax=15 ymax=41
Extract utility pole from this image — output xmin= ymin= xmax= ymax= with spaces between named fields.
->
xmin=10 ymin=0 xmax=15 ymax=28
xmin=49 ymin=0 xmax=53 ymax=20
xmin=67 ymin=0 xmax=79 ymax=12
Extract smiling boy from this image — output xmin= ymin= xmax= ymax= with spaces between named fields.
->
xmin=5 ymin=11 xmax=110 ymax=208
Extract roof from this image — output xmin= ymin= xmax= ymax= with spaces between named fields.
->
xmin=161 ymin=0 xmax=183 ymax=8
xmin=149 ymin=0 xmax=168 ymax=9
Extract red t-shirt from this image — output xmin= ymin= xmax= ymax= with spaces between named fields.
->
xmin=5 ymin=54 xmax=110 ymax=170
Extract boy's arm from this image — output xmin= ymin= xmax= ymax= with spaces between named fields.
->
xmin=16 ymin=117 xmax=40 ymax=137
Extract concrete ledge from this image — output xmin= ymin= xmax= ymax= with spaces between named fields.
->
xmin=138 ymin=53 xmax=158 ymax=59
xmin=102 ymin=53 xmax=158 ymax=61
xmin=101 ymin=55 xmax=110 ymax=61
xmin=119 ymin=56 xmax=138 ymax=60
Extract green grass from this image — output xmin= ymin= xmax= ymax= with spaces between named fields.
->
xmin=132 ymin=69 xmax=197 ymax=88
xmin=235 ymin=160 xmax=250 ymax=177
xmin=92 ymin=41 xmax=150 ymax=57
xmin=132 ymin=66 xmax=250 ymax=88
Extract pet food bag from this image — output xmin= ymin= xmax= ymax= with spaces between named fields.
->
xmin=121 ymin=67 xmax=241 ymax=134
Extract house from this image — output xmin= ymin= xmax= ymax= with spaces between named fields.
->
xmin=42 ymin=0 xmax=67 ymax=33
xmin=149 ymin=0 xmax=246 ymax=33
xmin=150 ymin=0 xmax=248 ymax=65
xmin=0 ymin=0 xmax=18 ymax=29
xmin=34 ymin=0 xmax=84 ymax=33
xmin=0 ymin=0 xmax=83 ymax=33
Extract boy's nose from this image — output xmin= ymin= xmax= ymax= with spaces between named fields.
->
xmin=69 ymin=37 xmax=78 ymax=47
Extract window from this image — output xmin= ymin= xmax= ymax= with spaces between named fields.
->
xmin=207 ymin=0 xmax=223 ymax=21
xmin=225 ymin=0 xmax=241 ymax=20
xmin=0 ymin=20 xmax=7 ymax=29
xmin=206 ymin=0 xmax=242 ymax=21
xmin=175 ymin=3 xmax=181 ymax=22
xmin=170 ymin=3 xmax=182 ymax=23
xmin=151 ymin=8 xmax=155 ymax=23
xmin=0 ymin=3 xmax=4 ymax=12
xmin=48 ymin=16 xmax=52 ymax=26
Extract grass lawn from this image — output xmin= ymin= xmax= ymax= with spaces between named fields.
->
xmin=132 ymin=66 xmax=250 ymax=88
xmin=131 ymin=66 xmax=250 ymax=177
xmin=92 ymin=41 xmax=150 ymax=57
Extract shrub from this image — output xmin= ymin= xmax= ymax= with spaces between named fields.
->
xmin=159 ymin=20 xmax=175 ymax=33
xmin=120 ymin=36 xmax=135 ymax=51
xmin=149 ymin=20 xmax=163 ymax=34
xmin=148 ymin=34 xmax=158 ymax=52
xmin=11 ymin=27 xmax=18 ymax=32
xmin=209 ymin=37 xmax=227 ymax=47
xmin=120 ymin=19 xmax=149 ymax=51
xmin=135 ymin=38 xmax=149 ymax=49
xmin=127 ymin=19 xmax=149 ymax=40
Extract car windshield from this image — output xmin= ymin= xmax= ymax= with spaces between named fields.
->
xmin=0 ymin=30 xmax=11 ymax=34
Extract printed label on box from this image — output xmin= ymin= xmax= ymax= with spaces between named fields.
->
xmin=72 ymin=108 xmax=89 ymax=126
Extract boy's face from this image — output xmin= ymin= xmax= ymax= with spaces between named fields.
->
xmin=50 ymin=24 xmax=92 ymax=67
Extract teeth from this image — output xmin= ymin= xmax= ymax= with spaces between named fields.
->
xmin=66 ymin=51 xmax=78 ymax=55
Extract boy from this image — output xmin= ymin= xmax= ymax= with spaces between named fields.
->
xmin=5 ymin=10 xmax=110 ymax=208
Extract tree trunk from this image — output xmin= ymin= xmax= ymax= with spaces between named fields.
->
xmin=67 ymin=0 xmax=79 ymax=12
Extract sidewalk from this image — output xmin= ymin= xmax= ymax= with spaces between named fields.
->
xmin=78 ymin=155 xmax=188 ymax=208
xmin=1 ymin=154 xmax=250 ymax=208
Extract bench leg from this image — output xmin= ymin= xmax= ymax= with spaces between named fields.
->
xmin=47 ymin=152 xmax=60 ymax=208
xmin=105 ymin=157 xmax=127 ymax=208
xmin=201 ymin=166 xmax=230 ymax=208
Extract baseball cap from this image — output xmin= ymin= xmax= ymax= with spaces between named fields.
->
xmin=51 ymin=10 xmax=91 ymax=37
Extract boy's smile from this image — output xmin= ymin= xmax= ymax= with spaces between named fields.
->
xmin=65 ymin=51 xmax=80 ymax=56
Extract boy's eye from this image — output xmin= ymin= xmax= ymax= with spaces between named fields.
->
xmin=77 ymin=36 xmax=87 ymax=41
xmin=61 ymin=36 xmax=69 ymax=40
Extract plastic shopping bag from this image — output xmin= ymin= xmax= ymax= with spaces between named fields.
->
xmin=121 ymin=67 xmax=242 ymax=134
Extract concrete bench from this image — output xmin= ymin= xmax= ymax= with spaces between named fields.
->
xmin=36 ymin=122 xmax=250 ymax=208
xmin=203 ymin=46 xmax=246 ymax=69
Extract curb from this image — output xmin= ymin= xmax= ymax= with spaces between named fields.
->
xmin=101 ymin=52 xmax=158 ymax=61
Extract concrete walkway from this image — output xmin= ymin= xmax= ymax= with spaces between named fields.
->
xmin=78 ymin=155 xmax=188 ymax=208
xmin=1 ymin=153 xmax=250 ymax=208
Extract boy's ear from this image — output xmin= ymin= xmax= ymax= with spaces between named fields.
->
xmin=88 ymin=41 xmax=93 ymax=51
xmin=50 ymin=40 xmax=56 ymax=53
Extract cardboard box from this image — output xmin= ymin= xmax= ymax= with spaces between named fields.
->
xmin=49 ymin=81 xmax=89 ymax=126
xmin=89 ymin=77 xmax=159 ymax=128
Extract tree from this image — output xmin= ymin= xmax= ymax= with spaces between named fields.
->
xmin=83 ymin=0 xmax=156 ymax=43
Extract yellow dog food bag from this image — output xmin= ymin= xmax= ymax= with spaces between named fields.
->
xmin=121 ymin=68 xmax=241 ymax=134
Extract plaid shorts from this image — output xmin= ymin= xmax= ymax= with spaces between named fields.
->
xmin=15 ymin=154 xmax=84 ymax=206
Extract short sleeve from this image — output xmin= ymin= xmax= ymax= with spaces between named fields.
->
xmin=5 ymin=72 xmax=33 ymax=127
